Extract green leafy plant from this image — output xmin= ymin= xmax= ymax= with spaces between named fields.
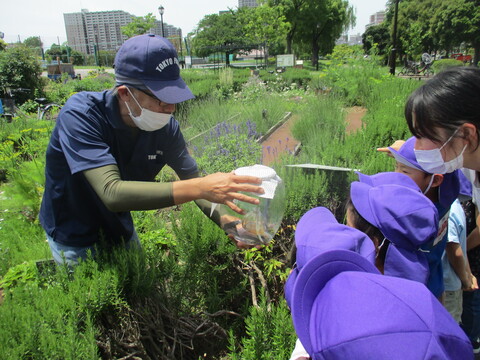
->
xmin=194 ymin=120 xmax=262 ymax=174
xmin=432 ymin=59 xmax=464 ymax=74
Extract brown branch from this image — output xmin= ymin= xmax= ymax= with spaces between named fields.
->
xmin=251 ymin=262 xmax=271 ymax=310
xmin=248 ymin=268 xmax=258 ymax=307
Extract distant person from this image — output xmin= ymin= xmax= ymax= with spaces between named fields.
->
xmin=40 ymin=34 xmax=263 ymax=265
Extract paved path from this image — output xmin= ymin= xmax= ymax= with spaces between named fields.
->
xmin=260 ymin=106 xmax=366 ymax=165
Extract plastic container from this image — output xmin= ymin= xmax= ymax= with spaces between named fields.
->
xmin=219 ymin=165 xmax=285 ymax=246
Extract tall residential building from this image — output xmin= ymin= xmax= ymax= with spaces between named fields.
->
xmin=64 ymin=11 xmax=89 ymax=54
xmin=366 ymin=11 xmax=386 ymax=29
xmin=64 ymin=9 xmax=133 ymax=54
xmin=64 ymin=9 xmax=183 ymax=55
xmin=150 ymin=21 xmax=182 ymax=39
xmin=239 ymin=0 xmax=257 ymax=7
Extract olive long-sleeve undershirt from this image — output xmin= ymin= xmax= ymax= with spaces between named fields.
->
xmin=82 ymin=164 xmax=221 ymax=225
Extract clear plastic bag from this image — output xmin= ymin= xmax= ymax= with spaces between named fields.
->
xmin=218 ymin=165 xmax=285 ymax=245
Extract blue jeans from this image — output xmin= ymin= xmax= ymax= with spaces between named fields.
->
xmin=47 ymin=232 xmax=141 ymax=266
xmin=462 ymin=289 xmax=480 ymax=343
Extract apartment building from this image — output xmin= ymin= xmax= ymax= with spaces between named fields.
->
xmin=366 ymin=11 xmax=386 ymax=29
xmin=64 ymin=9 xmax=133 ymax=54
xmin=64 ymin=9 xmax=182 ymax=55
xmin=239 ymin=0 xmax=258 ymax=8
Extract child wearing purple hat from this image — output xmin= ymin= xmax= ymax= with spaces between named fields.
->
xmin=289 ymin=250 xmax=473 ymax=359
xmin=286 ymin=182 xmax=439 ymax=360
xmin=385 ymin=137 xmax=477 ymax=302
xmin=284 ymin=206 xmax=377 ymax=360
xmin=348 ymin=171 xmax=439 ymax=285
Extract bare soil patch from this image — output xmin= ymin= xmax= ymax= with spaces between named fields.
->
xmin=261 ymin=114 xmax=300 ymax=166
xmin=345 ymin=106 xmax=367 ymax=134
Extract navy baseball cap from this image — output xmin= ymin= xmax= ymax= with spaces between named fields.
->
xmin=290 ymin=250 xmax=473 ymax=360
xmin=114 ymin=34 xmax=194 ymax=104
xmin=388 ymin=136 xmax=460 ymax=208
xmin=284 ymin=207 xmax=375 ymax=308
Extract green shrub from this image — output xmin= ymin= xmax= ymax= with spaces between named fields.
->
xmin=0 ymin=45 xmax=44 ymax=104
xmin=44 ymin=72 xmax=115 ymax=104
xmin=194 ymin=120 xmax=262 ymax=174
xmin=228 ymin=295 xmax=296 ymax=360
xmin=432 ymin=59 xmax=464 ymax=74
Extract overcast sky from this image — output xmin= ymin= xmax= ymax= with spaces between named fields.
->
xmin=1 ymin=0 xmax=387 ymax=48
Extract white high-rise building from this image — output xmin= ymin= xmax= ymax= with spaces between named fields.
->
xmin=64 ymin=9 xmax=182 ymax=55
xmin=64 ymin=9 xmax=133 ymax=54
xmin=366 ymin=11 xmax=386 ymax=30
xmin=239 ymin=0 xmax=258 ymax=8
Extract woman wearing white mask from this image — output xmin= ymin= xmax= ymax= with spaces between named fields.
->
xmin=406 ymin=67 xmax=480 ymax=214
xmin=407 ymin=67 xmax=480 ymax=177
xmin=406 ymin=66 xmax=480 ymax=352
xmin=40 ymin=34 xmax=264 ymax=265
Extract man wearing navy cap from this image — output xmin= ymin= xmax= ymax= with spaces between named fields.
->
xmin=40 ymin=34 xmax=263 ymax=265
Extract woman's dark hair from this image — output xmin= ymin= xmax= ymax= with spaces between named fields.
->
xmin=405 ymin=67 xmax=480 ymax=145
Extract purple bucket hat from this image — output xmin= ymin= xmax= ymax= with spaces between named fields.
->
xmin=284 ymin=207 xmax=376 ymax=308
xmin=351 ymin=172 xmax=439 ymax=284
xmin=355 ymin=170 xmax=420 ymax=191
xmin=388 ymin=136 xmax=460 ymax=208
xmin=114 ymin=34 xmax=194 ymax=104
xmin=290 ymin=250 xmax=473 ymax=360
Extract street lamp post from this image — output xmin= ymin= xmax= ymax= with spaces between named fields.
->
xmin=389 ymin=0 xmax=400 ymax=75
xmin=158 ymin=5 xmax=165 ymax=38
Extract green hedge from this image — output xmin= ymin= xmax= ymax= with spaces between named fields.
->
xmin=432 ymin=59 xmax=465 ymax=74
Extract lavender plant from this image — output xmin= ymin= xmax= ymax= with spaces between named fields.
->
xmin=195 ymin=120 xmax=262 ymax=174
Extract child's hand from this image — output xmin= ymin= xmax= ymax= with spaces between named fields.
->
xmin=377 ymin=140 xmax=406 ymax=157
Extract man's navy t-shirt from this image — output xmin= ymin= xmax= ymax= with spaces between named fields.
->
xmin=40 ymin=90 xmax=197 ymax=247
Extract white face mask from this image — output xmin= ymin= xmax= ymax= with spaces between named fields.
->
xmin=423 ymin=174 xmax=435 ymax=195
xmin=414 ymin=131 xmax=467 ymax=174
xmin=124 ymin=88 xmax=172 ymax=131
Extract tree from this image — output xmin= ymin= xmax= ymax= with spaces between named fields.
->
xmin=362 ymin=23 xmax=390 ymax=57
xmin=383 ymin=0 xmax=480 ymax=65
xmin=0 ymin=45 xmax=43 ymax=103
xmin=23 ymin=36 xmax=43 ymax=49
xmin=69 ymin=49 xmax=85 ymax=66
xmin=45 ymin=44 xmax=67 ymax=63
xmin=239 ymin=5 xmax=289 ymax=63
xmin=431 ymin=0 xmax=480 ymax=65
xmin=191 ymin=11 xmax=251 ymax=66
xmin=97 ymin=50 xmax=116 ymax=67
xmin=267 ymin=0 xmax=308 ymax=54
xmin=23 ymin=36 xmax=44 ymax=58
xmin=121 ymin=13 xmax=156 ymax=38
xmin=0 ymin=39 xmax=6 ymax=51
xmin=294 ymin=0 xmax=355 ymax=69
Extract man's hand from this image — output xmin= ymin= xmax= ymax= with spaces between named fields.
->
xmin=221 ymin=215 xmax=263 ymax=250
xmin=199 ymin=172 xmax=264 ymax=214
xmin=227 ymin=234 xmax=263 ymax=250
